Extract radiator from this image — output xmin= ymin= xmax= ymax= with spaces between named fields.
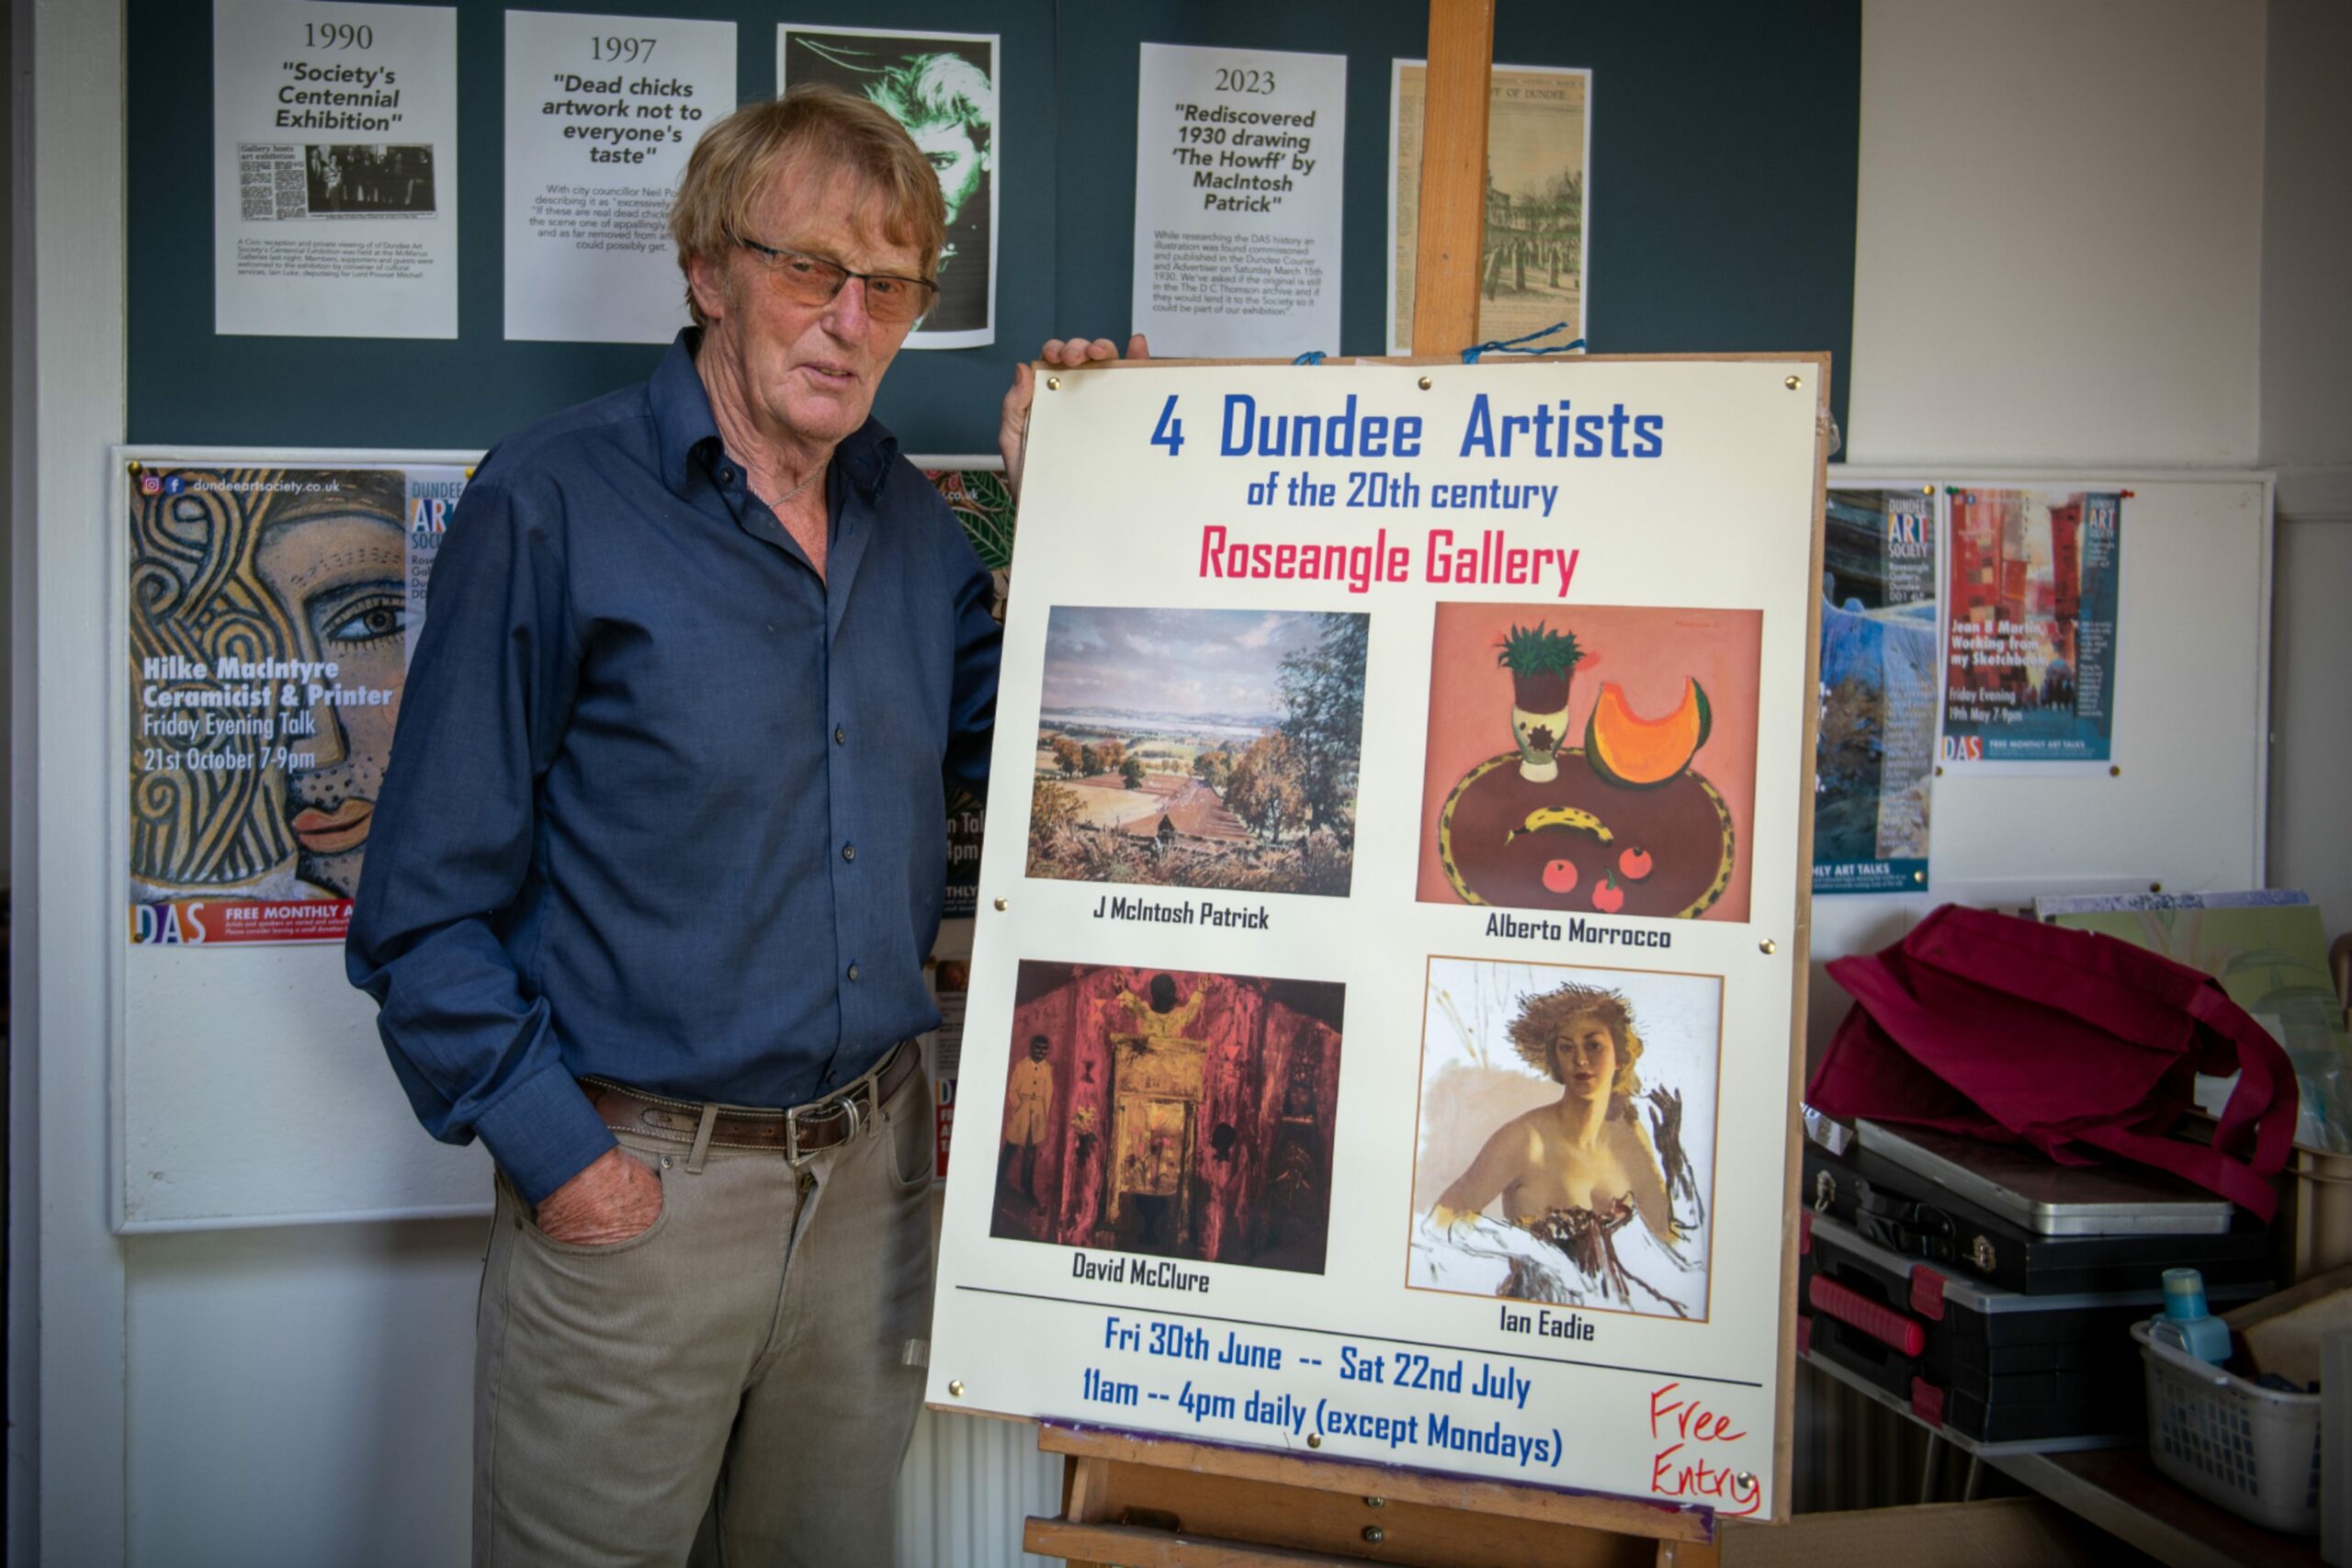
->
xmin=896 ymin=1405 xmax=1065 ymax=1567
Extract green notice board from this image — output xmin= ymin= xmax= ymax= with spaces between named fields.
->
xmin=130 ymin=0 xmax=1856 ymax=454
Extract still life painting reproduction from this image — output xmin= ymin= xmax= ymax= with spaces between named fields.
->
xmin=1418 ymin=603 xmax=1763 ymax=922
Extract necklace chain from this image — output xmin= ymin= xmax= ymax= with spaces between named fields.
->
xmin=768 ymin=464 xmax=823 ymax=511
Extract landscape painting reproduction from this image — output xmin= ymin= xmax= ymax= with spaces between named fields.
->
xmin=990 ymin=963 xmax=1345 ymax=1274
xmin=1408 ymin=958 xmax=1720 ymax=1321
xmin=1028 ymin=607 xmax=1367 ymax=897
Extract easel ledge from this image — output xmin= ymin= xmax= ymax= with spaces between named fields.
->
xmin=1027 ymin=1420 xmax=1721 ymax=1567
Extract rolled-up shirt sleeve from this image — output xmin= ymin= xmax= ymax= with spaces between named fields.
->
xmin=346 ymin=473 xmax=614 ymax=1205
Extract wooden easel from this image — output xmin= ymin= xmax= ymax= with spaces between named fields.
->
xmin=1021 ymin=3 xmax=1764 ymax=1560
xmin=1027 ymin=1422 xmax=1721 ymax=1566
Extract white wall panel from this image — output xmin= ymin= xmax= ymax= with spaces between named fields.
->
xmin=1848 ymin=0 xmax=2264 ymax=468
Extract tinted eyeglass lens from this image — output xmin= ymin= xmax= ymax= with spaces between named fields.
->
xmin=763 ymin=250 xmax=932 ymax=323
xmin=861 ymin=276 xmax=927 ymax=323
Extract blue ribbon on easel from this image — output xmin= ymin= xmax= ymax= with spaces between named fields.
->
xmin=1460 ymin=321 xmax=1586 ymax=362
xmin=1288 ymin=326 xmax=1585 ymax=366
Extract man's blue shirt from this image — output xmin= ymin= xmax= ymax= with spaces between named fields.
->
xmin=348 ymin=331 xmax=1000 ymax=1204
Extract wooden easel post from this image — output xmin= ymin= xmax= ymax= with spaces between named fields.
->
xmin=1409 ymin=0 xmax=1496 ymax=356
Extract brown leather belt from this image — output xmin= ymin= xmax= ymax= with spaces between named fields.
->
xmin=582 ymin=1041 xmax=919 ymax=1163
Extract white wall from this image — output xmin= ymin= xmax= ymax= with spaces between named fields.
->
xmin=1848 ymin=0 xmax=2265 ymax=468
xmin=2259 ymin=0 xmax=2352 ymax=931
xmin=15 ymin=3 xmax=2342 ymax=1565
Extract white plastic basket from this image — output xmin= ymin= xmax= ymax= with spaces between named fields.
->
xmin=2132 ymin=1319 xmax=2324 ymax=1535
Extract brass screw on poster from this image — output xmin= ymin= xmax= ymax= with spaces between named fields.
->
xmin=948 ymin=1381 xmax=965 ymax=1397
xmin=1759 ymin=940 xmax=1777 ymax=955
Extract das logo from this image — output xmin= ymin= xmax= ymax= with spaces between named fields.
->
xmin=130 ymin=902 xmax=208 ymax=944
xmin=1939 ymin=735 xmax=1983 ymax=762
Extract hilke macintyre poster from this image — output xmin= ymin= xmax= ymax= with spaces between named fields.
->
xmin=130 ymin=460 xmax=467 ymax=945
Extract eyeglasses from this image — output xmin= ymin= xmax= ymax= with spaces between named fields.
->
xmin=733 ymin=235 xmax=938 ymax=324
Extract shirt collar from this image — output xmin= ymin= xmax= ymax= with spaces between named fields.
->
xmin=650 ymin=327 xmax=901 ymax=501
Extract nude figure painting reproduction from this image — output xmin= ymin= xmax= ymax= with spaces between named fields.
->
xmin=1408 ymin=957 xmax=1722 ymax=1321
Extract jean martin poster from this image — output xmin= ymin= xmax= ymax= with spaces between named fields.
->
xmin=926 ymin=357 xmax=1826 ymax=1522
xmin=1939 ymin=488 xmax=2122 ymax=770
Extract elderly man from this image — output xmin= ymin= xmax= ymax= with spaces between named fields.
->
xmin=349 ymin=86 xmax=1134 ymax=1565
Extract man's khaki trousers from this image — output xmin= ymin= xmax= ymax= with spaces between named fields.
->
xmin=473 ymin=1063 xmax=933 ymax=1566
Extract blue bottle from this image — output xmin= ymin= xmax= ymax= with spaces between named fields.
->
xmin=2148 ymin=1267 xmax=2232 ymax=1364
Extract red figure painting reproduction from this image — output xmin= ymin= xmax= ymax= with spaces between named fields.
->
xmin=990 ymin=962 xmax=1345 ymax=1276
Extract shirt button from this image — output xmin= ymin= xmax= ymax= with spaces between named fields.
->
xmin=846 ymin=963 xmax=861 ymax=982
xmin=834 ymin=726 xmax=846 ymax=745
xmin=842 ymin=842 xmax=856 ymax=863
xmin=718 ymin=466 xmax=736 ymax=483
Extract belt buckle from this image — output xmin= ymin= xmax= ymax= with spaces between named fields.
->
xmin=785 ymin=1091 xmax=862 ymax=1167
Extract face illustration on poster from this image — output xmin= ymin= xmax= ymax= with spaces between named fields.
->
xmin=130 ymin=468 xmax=408 ymax=906
xmin=781 ymin=28 xmax=997 ymax=341
xmin=255 ymin=475 xmax=408 ymax=897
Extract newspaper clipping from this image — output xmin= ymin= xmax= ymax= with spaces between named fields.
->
xmin=1130 ymin=42 xmax=1346 ymax=358
xmin=503 ymin=10 xmax=736 ymax=344
xmin=1390 ymin=62 xmax=1589 ymax=354
xmin=213 ymin=1 xmax=459 ymax=338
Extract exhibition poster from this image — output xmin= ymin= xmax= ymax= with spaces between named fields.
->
xmin=1939 ymin=488 xmax=2122 ymax=768
xmin=503 ymin=10 xmax=736 ymax=344
xmin=929 ymin=358 xmax=1826 ymax=1518
xmin=778 ymin=24 xmax=998 ymax=349
xmin=1812 ymin=486 xmax=1939 ymax=895
xmin=1389 ymin=62 xmax=1589 ymax=355
xmin=129 ymin=459 xmax=469 ymax=945
xmin=925 ymin=464 xmax=1019 ymax=919
xmin=212 ymin=0 xmax=459 ymax=339
xmin=1130 ymin=43 xmax=1346 ymax=359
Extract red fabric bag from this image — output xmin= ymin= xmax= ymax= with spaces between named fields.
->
xmin=1808 ymin=904 xmax=2298 ymax=1221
